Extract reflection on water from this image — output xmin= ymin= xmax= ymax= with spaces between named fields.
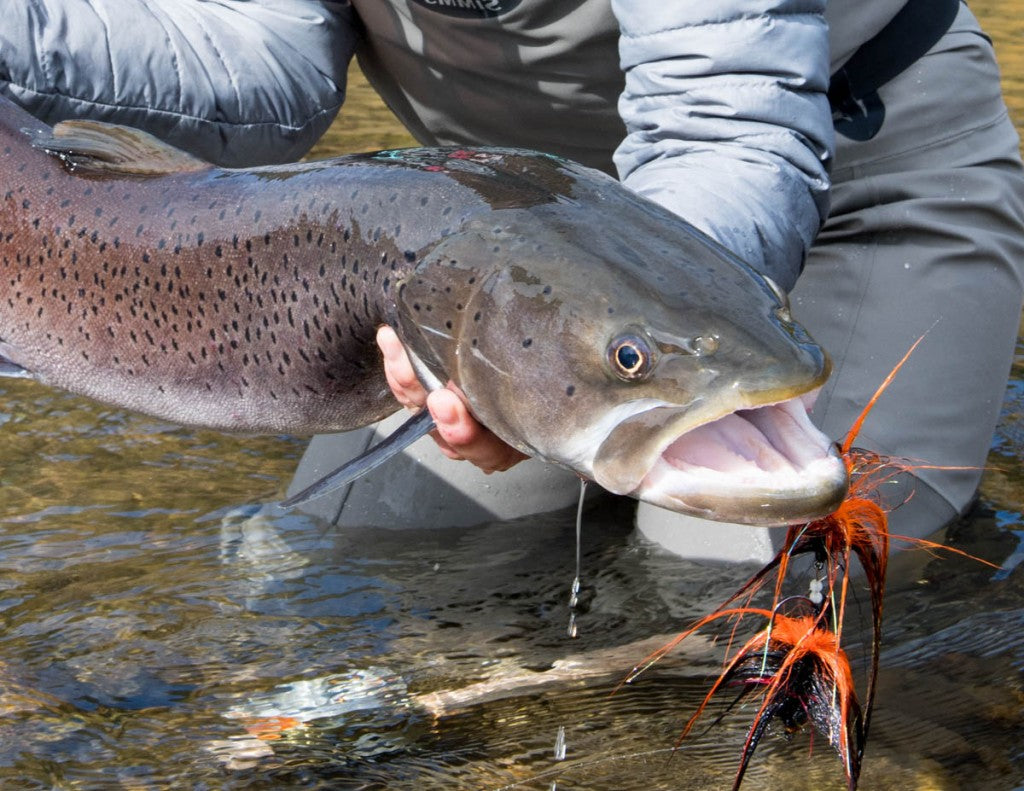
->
xmin=2 ymin=7 xmax=1024 ymax=791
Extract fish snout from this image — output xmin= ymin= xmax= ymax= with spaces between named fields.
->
xmin=641 ymin=395 xmax=849 ymax=525
xmin=594 ymin=394 xmax=849 ymax=526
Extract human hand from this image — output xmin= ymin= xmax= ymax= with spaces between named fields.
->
xmin=377 ymin=326 xmax=528 ymax=473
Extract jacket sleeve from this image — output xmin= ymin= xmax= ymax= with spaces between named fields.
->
xmin=0 ymin=0 xmax=357 ymax=167
xmin=611 ymin=0 xmax=834 ymax=290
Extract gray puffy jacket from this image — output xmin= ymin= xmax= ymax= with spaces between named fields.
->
xmin=0 ymin=0 xmax=873 ymax=289
xmin=0 ymin=0 xmax=358 ymax=166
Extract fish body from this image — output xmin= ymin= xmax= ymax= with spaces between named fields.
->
xmin=1 ymin=101 xmax=476 ymax=434
xmin=0 ymin=96 xmax=847 ymax=524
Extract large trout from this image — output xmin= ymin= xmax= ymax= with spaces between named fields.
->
xmin=0 ymin=95 xmax=847 ymax=524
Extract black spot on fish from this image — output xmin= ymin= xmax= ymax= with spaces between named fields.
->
xmin=522 ymin=338 xmax=532 ymax=348
xmin=566 ymin=385 xmax=576 ymax=397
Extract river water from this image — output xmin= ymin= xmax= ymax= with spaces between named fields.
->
xmin=1 ymin=6 xmax=1023 ymax=791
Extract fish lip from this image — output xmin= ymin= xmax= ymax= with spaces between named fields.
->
xmin=594 ymin=392 xmax=849 ymax=526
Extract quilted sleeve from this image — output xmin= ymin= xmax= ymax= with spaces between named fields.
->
xmin=0 ymin=0 xmax=358 ymax=166
xmin=612 ymin=0 xmax=834 ymax=290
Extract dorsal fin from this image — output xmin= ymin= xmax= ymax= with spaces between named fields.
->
xmin=33 ymin=119 xmax=211 ymax=176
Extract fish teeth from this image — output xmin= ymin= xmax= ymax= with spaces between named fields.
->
xmin=662 ymin=397 xmax=832 ymax=481
xmin=638 ymin=395 xmax=848 ymax=524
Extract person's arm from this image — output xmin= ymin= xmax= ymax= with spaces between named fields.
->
xmin=612 ymin=0 xmax=834 ymax=291
xmin=0 ymin=0 xmax=358 ymax=167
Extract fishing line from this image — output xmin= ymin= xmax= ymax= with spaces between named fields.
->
xmin=567 ymin=478 xmax=587 ymax=639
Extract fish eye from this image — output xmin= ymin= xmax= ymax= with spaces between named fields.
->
xmin=607 ymin=333 xmax=653 ymax=381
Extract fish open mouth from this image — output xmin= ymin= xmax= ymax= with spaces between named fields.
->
xmin=639 ymin=395 xmax=848 ymax=525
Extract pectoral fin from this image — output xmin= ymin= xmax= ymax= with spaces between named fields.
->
xmin=281 ymin=409 xmax=437 ymax=509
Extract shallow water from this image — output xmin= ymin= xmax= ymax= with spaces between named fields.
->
xmin=2 ymin=7 xmax=1024 ymax=791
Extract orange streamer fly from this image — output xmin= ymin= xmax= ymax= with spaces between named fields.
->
xmin=627 ymin=334 xmax=996 ymax=790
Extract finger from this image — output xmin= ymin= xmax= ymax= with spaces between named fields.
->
xmin=427 ymin=388 xmax=528 ymax=473
xmin=377 ymin=325 xmax=426 ymax=409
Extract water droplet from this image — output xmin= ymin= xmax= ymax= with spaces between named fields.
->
xmin=565 ymin=480 xmax=587 ymax=638
xmin=553 ymin=725 xmax=566 ymax=760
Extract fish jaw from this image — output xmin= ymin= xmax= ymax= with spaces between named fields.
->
xmin=592 ymin=393 xmax=849 ymax=526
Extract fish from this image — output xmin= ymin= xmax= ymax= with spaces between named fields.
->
xmin=0 ymin=93 xmax=847 ymax=525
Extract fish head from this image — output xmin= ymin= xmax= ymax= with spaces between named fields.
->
xmin=396 ymin=177 xmax=848 ymax=526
